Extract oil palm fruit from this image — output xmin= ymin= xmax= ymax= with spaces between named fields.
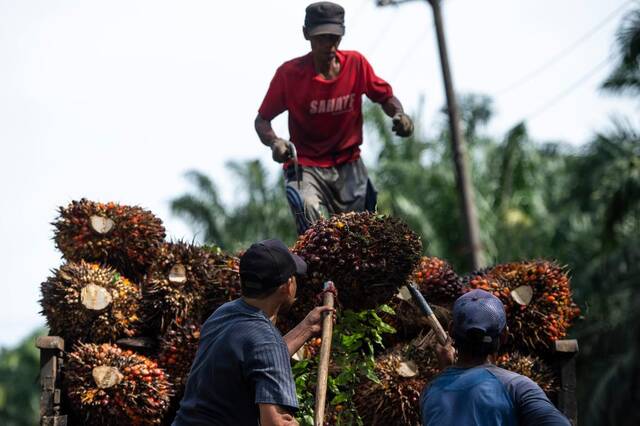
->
xmin=380 ymin=298 xmax=451 ymax=347
xmin=40 ymin=261 xmax=141 ymax=344
xmin=157 ymin=320 xmax=201 ymax=392
xmin=354 ymin=335 xmax=440 ymax=426
xmin=64 ymin=342 xmax=172 ymax=425
xmin=496 ymin=352 xmax=557 ymax=396
xmin=292 ymin=212 xmax=422 ymax=314
xmin=142 ymin=242 xmax=211 ymax=335
xmin=53 ymin=199 xmax=165 ymax=279
xmin=200 ymin=246 xmax=241 ymax=322
xmin=465 ymin=260 xmax=580 ymax=352
xmin=411 ymin=257 xmax=463 ymax=307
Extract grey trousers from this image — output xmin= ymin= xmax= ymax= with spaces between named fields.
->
xmin=284 ymin=158 xmax=378 ymax=234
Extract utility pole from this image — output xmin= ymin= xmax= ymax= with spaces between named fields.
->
xmin=377 ymin=0 xmax=484 ymax=270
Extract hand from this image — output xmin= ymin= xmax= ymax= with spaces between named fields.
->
xmin=435 ymin=338 xmax=456 ymax=369
xmin=271 ymin=138 xmax=292 ymax=163
xmin=259 ymin=403 xmax=299 ymax=426
xmin=300 ymin=305 xmax=335 ymax=337
xmin=392 ymin=113 xmax=414 ymax=137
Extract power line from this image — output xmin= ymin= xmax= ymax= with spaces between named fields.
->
xmin=366 ymin=6 xmax=401 ymax=55
xmin=345 ymin=0 xmax=370 ymax=31
xmin=495 ymin=0 xmax=634 ymax=97
xmin=523 ymin=56 xmax=612 ymax=122
xmin=391 ymin=25 xmax=431 ymax=79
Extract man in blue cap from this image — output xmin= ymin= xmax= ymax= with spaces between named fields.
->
xmin=421 ymin=289 xmax=570 ymax=426
xmin=173 ymin=239 xmax=333 ymax=426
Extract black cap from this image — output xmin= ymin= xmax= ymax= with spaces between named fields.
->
xmin=240 ymin=239 xmax=307 ymax=291
xmin=305 ymin=2 xmax=345 ymax=37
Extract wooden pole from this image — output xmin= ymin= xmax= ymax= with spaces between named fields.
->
xmin=314 ymin=281 xmax=335 ymax=426
xmin=376 ymin=0 xmax=485 ymax=270
xmin=428 ymin=0 xmax=484 ymax=270
xmin=406 ymin=283 xmax=448 ymax=345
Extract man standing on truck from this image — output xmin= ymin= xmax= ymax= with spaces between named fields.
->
xmin=421 ymin=289 xmax=571 ymax=426
xmin=255 ymin=1 xmax=414 ymax=234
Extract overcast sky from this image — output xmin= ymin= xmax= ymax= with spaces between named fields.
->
xmin=1 ymin=0 xmax=637 ymax=347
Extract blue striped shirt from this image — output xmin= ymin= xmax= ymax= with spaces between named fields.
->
xmin=173 ymin=299 xmax=298 ymax=426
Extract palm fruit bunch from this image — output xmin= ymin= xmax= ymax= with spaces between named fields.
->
xmin=381 ymin=298 xmax=451 ymax=347
xmin=64 ymin=342 xmax=172 ymax=426
xmin=465 ymin=260 xmax=580 ymax=352
xmin=411 ymin=257 xmax=463 ymax=307
xmin=53 ymin=199 xmax=165 ymax=279
xmin=292 ymin=212 xmax=422 ymax=313
xmin=200 ymin=246 xmax=241 ymax=321
xmin=40 ymin=261 xmax=142 ymax=344
xmin=141 ymin=241 xmax=212 ymax=335
xmin=354 ymin=335 xmax=440 ymax=426
xmin=157 ymin=320 xmax=201 ymax=391
xmin=496 ymin=352 xmax=557 ymax=396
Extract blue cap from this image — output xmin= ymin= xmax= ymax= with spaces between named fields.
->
xmin=452 ymin=289 xmax=506 ymax=344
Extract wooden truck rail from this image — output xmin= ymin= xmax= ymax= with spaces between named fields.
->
xmin=36 ymin=336 xmax=67 ymax=426
xmin=37 ymin=336 xmax=579 ymax=425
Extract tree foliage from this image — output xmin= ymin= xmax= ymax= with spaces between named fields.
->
xmin=0 ymin=329 xmax=45 ymax=426
xmin=170 ymin=160 xmax=296 ymax=252
xmin=602 ymin=8 xmax=640 ymax=96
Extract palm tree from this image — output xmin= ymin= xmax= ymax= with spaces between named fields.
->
xmin=566 ymin=120 xmax=640 ymax=426
xmin=0 ymin=329 xmax=45 ymax=426
xmin=602 ymin=7 xmax=640 ymax=96
xmin=171 ymin=161 xmax=296 ymax=251
xmin=572 ymin=118 xmax=640 ymax=242
xmin=222 ymin=160 xmax=296 ymax=249
xmin=170 ymin=171 xmax=228 ymax=247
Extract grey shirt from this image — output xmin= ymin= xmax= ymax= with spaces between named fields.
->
xmin=172 ymin=299 xmax=298 ymax=426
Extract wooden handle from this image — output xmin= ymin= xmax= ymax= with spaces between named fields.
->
xmin=426 ymin=313 xmax=448 ymax=346
xmin=406 ymin=283 xmax=449 ymax=346
xmin=314 ymin=281 xmax=335 ymax=426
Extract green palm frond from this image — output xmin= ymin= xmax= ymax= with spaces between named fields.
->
xmin=496 ymin=122 xmax=528 ymax=210
xmin=602 ymin=7 xmax=640 ymax=96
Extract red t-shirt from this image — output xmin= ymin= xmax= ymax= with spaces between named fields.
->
xmin=258 ymin=50 xmax=393 ymax=167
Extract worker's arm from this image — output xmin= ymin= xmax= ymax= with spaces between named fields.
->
xmin=255 ymin=114 xmax=279 ymax=147
xmin=259 ymin=404 xmax=299 ymax=426
xmin=283 ymin=305 xmax=335 ymax=356
xmin=489 ymin=367 xmax=571 ymax=426
xmin=255 ymin=114 xmax=291 ymax=163
xmin=381 ymin=95 xmax=404 ymax=117
xmin=515 ymin=379 xmax=571 ymax=426
xmin=246 ymin=337 xmax=299 ymax=418
xmin=380 ymin=96 xmax=414 ymax=137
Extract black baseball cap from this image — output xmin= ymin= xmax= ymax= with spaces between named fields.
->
xmin=240 ymin=239 xmax=307 ymax=291
xmin=305 ymin=2 xmax=345 ymax=37
xmin=452 ymin=289 xmax=507 ymax=344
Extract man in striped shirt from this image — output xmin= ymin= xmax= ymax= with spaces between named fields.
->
xmin=173 ymin=239 xmax=333 ymax=426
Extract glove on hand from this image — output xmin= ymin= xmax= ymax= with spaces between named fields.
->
xmin=271 ymin=138 xmax=292 ymax=163
xmin=392 ymin=113 xmax=414 ymax=137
